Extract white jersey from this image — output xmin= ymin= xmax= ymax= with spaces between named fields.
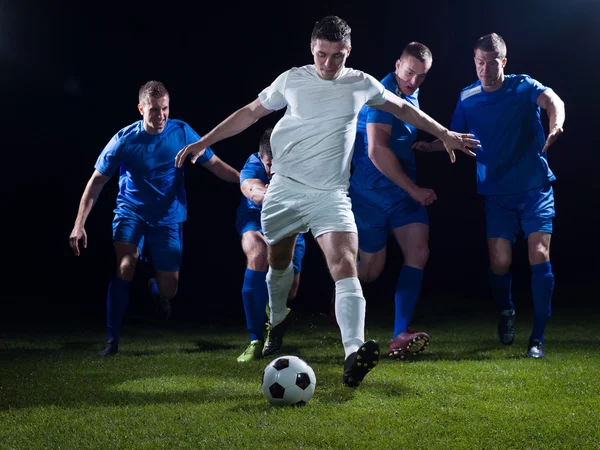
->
xmin=258 ymin=65 xmax=387 ymax=191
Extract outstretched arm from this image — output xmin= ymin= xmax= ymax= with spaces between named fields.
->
xmin=201 ymin=155 xmax=240 ymax=184
xmin=69 ymin=170 xmax=110 ymax=256
xmin=367 ymin=122 xmax=437 ymax=206
xmin=175 ymin=98 xmax=273 ymax=167
xmin=373 ymin=91 xmax=479 ymax=162
xmin=537 ymin=89 xmax=565 ymax=152
xmin=241 ymin=179 xmax=268 ymax=206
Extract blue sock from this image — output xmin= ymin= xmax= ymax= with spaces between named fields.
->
xmin=242 ymin=269 xmax=269 ymax=342
xmin=488 ymin=269 xmax=514 ymax=313
xmin=393 ymin=266 xmax=424 ymax=338
xmin=530 ymin=261 xmax=554 ymax=344
xmin=106 ymin=276 xmax=131 ymax=344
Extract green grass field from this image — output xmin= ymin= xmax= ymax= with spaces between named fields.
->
xmin=1 ymin=308 xmax=599 ymax=449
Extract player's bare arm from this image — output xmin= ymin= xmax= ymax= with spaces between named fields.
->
xmin=201 ymin=156 xmax=240 ymax=183
xmin=537 ymin=89 xmax=565 ymax=152
xmin=175 ymin=99 xmax=274 ymax=168
xmin=374 ymin=91 xmax=480 ymax=163
xmin=367 ymin=122 xmax=437 ymax=206
xmin=69 ymin=170 xmax=110 ymax=256
xmin=241 ymin=178 xmax=268 ymax=206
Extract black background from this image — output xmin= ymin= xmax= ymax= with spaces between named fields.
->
xmin=3 ymin=0 xmax=599 ymax=327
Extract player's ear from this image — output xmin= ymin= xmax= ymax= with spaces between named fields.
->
xmin=137 ymin=103 xmax=144 ymax=116
xmin=501 ymin=57 xmax=507 ymax=68
xmin=346 ymin=45 xmax=352 ymax=58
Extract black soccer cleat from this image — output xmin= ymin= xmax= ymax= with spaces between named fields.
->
xmin=343 ymin=340 xmax=380 ymax=387
xmin=498 ymin=310 xmax=516 ymax=346
xmin=262 ymin=309 xmax=294 ymax=357
xmin=98 ymin=341 xmax=119 ymax=357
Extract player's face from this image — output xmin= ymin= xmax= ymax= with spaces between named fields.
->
xmin=260 ymin=154 xmax=273 ymax=178
xmin=395 ymin=55 xmax=431 ymax=96
xmin=138 ymin=95 xmax=170 ymax=134
xmin=311 ymin=39 xmax=351 ymax=80
xmin=474 ymin=49 xmax=506 ymax=90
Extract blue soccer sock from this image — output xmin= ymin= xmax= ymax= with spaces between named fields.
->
xmin=242 ymin=269 xmax=269 ymax=342
xmin=530 ymin=261 xmax=554 ymax=344
xmin=393 ymin=266 xmax=424 ymax=338
xmin=488 ymin=269 xmax=514 ymax=313
xmin=106 ymin=276 xmax=131 ymax=344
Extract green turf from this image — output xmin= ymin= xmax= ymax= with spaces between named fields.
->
xmin=1 ymin=309 xmax=599 ymax=449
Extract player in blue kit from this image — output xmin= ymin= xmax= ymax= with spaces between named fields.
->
xmin=413 ymin=33 xmax=565 ymax=358
xmin=235 ymin=128 xmax=306 ymax=362
xmin=350 ymin=42 xmax=468 ymax=359
xmin=68 ymin=81 xmax=240 ymax=356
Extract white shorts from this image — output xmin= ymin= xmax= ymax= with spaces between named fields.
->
xmin=261 ymin=173 xmax=357 ymax=245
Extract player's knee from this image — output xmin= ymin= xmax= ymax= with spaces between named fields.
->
xmin=359 ymin=265 xmax=382 ymax=284
xmin=406 ymin=245 xmax=430 ymax=269
xmin=329 ymin=254 xmax=358 ymax=281
xmin=116 ymin=258 xmax=136 ymax=280
xmin=490 ymin=254 xmax=511 ymax=274
xmin=528 ymin=246 xmax=550 ymax=266
xmin=157 ymin=281 xmax=178 ymax=300
xmin=246 ymin=250 xmax=269 ymax=272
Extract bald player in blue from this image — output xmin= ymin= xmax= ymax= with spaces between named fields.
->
xmin=413 ymin=33 xmax=565 ymax=358
xmin=235 ymin=128 xmax=306 ymax=362
xmin=69 ymin=80 xmax=240 ymax=357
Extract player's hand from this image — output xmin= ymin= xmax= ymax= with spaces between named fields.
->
xmin=411 ymin=141 xmax=432 ymax=152
xmin=441 ymin=131 xmax=480 ymax=163
xmin=69 ymin=225 xmax=87 ymax=256
xmin=542 ymin=126 xmax=563 ymax=152
xmin=175 ymin=142 xmax=207 ymax=168
xmin=409 ymin=186 xmax=438 ymax=206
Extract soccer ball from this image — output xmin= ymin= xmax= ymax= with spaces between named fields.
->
xmin=261 ymin=355 xmax=316 ymax=406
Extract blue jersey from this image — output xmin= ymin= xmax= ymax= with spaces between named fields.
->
xmin=450 ymin=74 xmax=555 ymax=195
xmin=238 ymin=152 xmax=269 ymax=214
xmin=351 ymin=72 xmax=419 ymax=196
xmin=95 ymin=119 xmax=214 ymax=226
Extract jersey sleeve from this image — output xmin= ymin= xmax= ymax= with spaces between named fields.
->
xmin=183 ymin=123 xmax=214 ymax=164
xmin=364 ymin=73 xmax=387 ymax=107
xmin=450 ymin=96 xmax=468 ymax=133
xmin=94 ymin=133 xmax=124 ymax=177
xmin=258 ymin=70 xmax=290 ymax=111
xmin=524 ymin=75 xmax=548 ymax=103
xmin=240 ymin=156 xmax=264 ymax=186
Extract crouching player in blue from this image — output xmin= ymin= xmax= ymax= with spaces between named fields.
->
xmin=68 ymin=81 xmax=240 ymax=356
xmin=235 ymin=128 xmax=306 ymax=362
xmin=413 ymin=33 xmax=565 ymax=358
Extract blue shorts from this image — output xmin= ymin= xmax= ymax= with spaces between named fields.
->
xmin=236 ymin=210 xmax=306 ymax=274
xmin=112 ymin=216 xmax=183 ymax=272
xmin=349 ymin=184 xmax=428 ymax=253
xmin=485 ymin=185 xmax=554 ymax=243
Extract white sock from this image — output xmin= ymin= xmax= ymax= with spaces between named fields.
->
xmin=266 ymin=263 xmax=294 ymax=324
xmin=335 ymin=277 xmax=366 ymax=358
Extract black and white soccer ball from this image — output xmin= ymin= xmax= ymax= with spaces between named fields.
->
xmin=261 ymin=355 xmax=316 ymax=406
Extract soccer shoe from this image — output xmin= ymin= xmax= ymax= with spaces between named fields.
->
xmin=262 ymin=308 xmax=294 ymax=357
xmin=526 ymin=340 xmax=546 ymax=359
xmin=343 ymin=340 xmax=380 ymax=387
xmin=388 ymin=328 xmax=430 ymax=359
xmin=98 ymin=341 xmax=118 ymax=357
xmin=498 ymin=310 xmax=516 ymax=345
xmin=237 ymin=340 xmax=264 ymax=362
xmin=148 ymin=278 xmax=171 ymax=320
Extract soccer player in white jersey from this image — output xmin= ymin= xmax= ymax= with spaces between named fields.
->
xmin=176 ymin=16 xmax=480 ymax=387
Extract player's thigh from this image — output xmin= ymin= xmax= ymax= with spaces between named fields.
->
xmin=315 ymin=231 xmax=359 ymax=281
xmin=521 ymin=185 xmax=555 ymax=240
xmin=267 ymin=234 xmax=298 ymax=270
xmin=392 ymin=222 xmax=430 ymax=269
xmin=484 ymin=194 xmax=520 ymax=244
xmin=261 ymin=178 xmax=308 ymax=246
xmin=112 ymin=217 xmax=143 ymax=278
xmin=357 ymin=247 xmax=387 ymax=283
xmin=241 ymin=230 xmax=269 ymax=271
xmin=146 ymin=223 xmax=183 ymax=273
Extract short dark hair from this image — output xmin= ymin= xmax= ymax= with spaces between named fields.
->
xmin=311 ymin=15 xmax=351 ymax=47
xmin=259 ymin=128 xmax=273 ymax=159
xmin=400 ymin=42 xmax=433 ymax=64
xmin=474 ymin=33 xmax=507 ymax=59
xmin=138 ymin=80 xmax=169 ymax=105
